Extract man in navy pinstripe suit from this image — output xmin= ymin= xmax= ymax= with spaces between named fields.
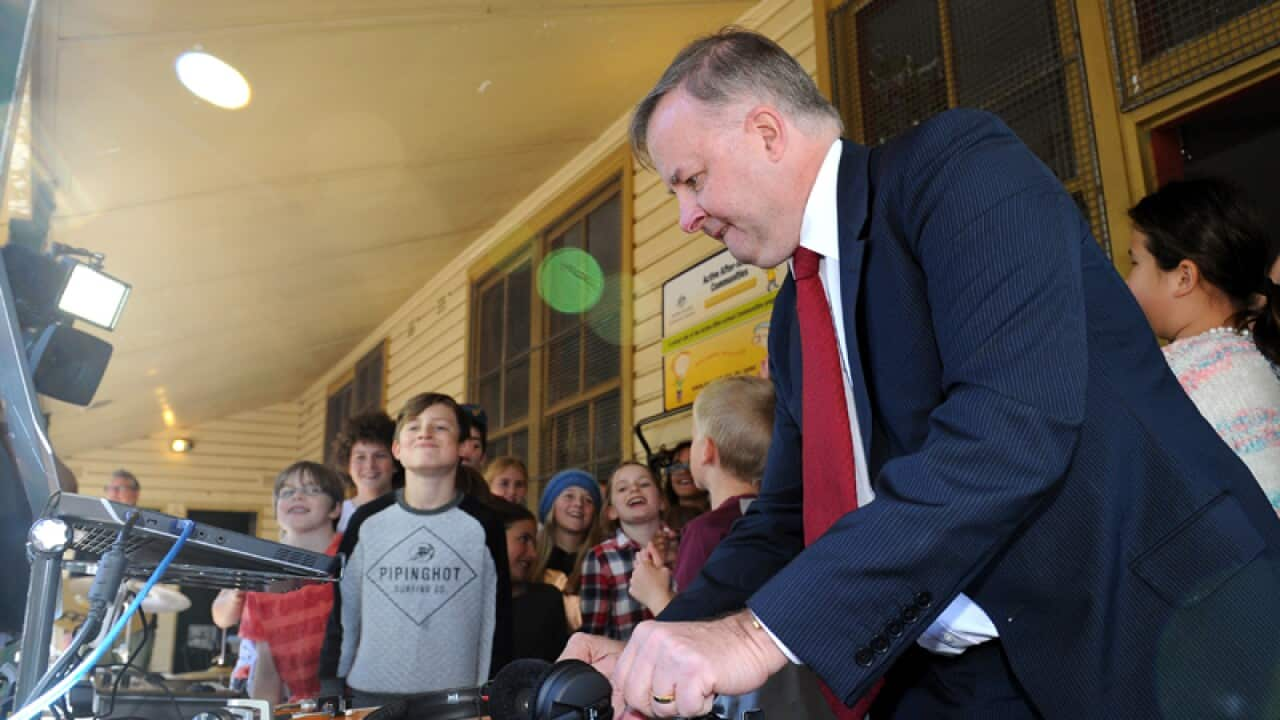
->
xmin=563 ymin=29 xmax=1280 ymax=719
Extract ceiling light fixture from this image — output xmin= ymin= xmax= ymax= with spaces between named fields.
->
xmin=175 ymin=51 xmax=251 ymax=110
xmin=170 ymin=437 xmax=193 ymax=453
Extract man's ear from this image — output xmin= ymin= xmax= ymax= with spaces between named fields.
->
xmin=327 ymin=501 xmax=342 ymax=521
xmin=391 ymin=439 xmax=402 ymax=462
xmin=746 ymin=105 xmax=786 ymax=162
xmin=1173 ymin=259 xmax=1201 ymax=298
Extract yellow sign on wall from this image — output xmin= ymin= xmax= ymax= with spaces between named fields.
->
xmin=661 ymin=249 xmax=786 ymax=411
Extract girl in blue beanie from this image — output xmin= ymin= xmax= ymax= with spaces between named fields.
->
xmin=533 ymin=469 xmax=602 ymax=629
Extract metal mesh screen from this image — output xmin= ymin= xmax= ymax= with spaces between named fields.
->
xmin=830 ymin=0 xmax=1111 ymax=256
xmin=540 ymin=389 xmax=622 ymax=486
xmin=1106 ymin=0 xmax=1280 ymax=109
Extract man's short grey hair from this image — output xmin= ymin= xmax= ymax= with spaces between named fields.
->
xmin=630 ymin=27 xmax=843 ymax=169
xmin=110 ymin=469 xmax=140 ymax=491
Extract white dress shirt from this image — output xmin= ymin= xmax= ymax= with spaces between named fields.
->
xmin=755 ymin=139 xmax=997 ymax=662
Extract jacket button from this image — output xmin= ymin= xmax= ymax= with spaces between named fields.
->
xmin=885 ymin=620 xmax=904 ymax=638
xmin=902 ymin=605 xmax=920 ymax=622
xmin=914 ymin=591 xmax=933 ymax=609
xmin=855 ymin=648 xmax=875 ymax=667
xmin=871 ymin=635 xmax=890 ymax=653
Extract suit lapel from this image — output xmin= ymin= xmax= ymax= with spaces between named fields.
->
xmin=835 ymin=140 xmax=874 ymax=462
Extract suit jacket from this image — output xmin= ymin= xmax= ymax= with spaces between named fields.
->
xmin=660 ymin=110 xmax=1280 ymax=719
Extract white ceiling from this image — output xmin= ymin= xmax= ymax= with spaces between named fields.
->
xmin=30 ymin=0 xmax=753 ymax=456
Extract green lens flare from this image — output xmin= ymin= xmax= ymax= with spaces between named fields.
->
xmin=538 ymin=248 xmax=604 ymax=314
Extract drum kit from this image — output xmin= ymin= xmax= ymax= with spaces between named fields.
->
xmin=56 ymin=561 xmax=197 ymax=667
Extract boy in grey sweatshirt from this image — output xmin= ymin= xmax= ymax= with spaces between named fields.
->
xmin=319 ymin=393 xmax=511 ymax=704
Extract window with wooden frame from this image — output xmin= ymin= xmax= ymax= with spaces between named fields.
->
xmin=469 ymin=182 xmax=626 ymax=486
xmin=323 ymin=340 xmax=387 ymax=466
xmin=828 ymin=0 xmax=1112 ymax=256
xmin=472 ymin=253 xmax=534 ymax=465
xmin=1106 ymin=0 xmax=1280 ymax=110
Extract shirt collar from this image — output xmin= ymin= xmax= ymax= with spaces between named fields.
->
xmin=614 ymin=528 xmax=638 ymax=550
xmin=614 ymin=525 xmax=668 ymax=550
xmin=797 ymin=139 xmax=843 ymax=262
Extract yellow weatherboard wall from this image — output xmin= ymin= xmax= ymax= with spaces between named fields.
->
xmin=64 ymin=401 xmax=301 ymax=541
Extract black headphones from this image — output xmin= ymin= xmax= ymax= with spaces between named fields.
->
xmin=362 ymin=659 xmax=611 ymax=720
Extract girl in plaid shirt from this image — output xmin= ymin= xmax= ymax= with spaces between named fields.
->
xmin=579 ymin=462 xmax=672 ymax=641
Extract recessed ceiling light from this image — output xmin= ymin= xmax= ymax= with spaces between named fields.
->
xmin=175 ymin=51 xmax=251 ymax=110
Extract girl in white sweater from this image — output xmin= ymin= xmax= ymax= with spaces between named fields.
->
xmin=1126 ymin=178 xmax=1280 ymax=512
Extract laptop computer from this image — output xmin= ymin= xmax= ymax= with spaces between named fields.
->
xmin=52 ymin=492 xmax=337 ymax=592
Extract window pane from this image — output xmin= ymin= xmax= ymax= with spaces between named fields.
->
xmin=546 ymin=330 xmax=582 ymax=405
xmin=490 ymin=435 xmax=509 ymax=459
xmin=593 ymin=390 xmax=622 ymax=467
xmin=1133 ymin=0 xmax=1267 ymax=62
xmin=509 ymin=429 xmax=529 ymax=469
xmin=353 ymin=342 xmax=384 ymax=414
xmin=549 ymin=303 xmax=579 ymax=336
xmin=506 ymin=262 xmax=532 ymax=356
xmin=479 ymin=282 xmax=504 ymax=374
xmin=584 ymin=324 xmax=619 ymax=389
xmin=324 ymin=383 xmax=353 ymax=465
xmin=949 ymin=0 xmax=1076 ymax=179
xmin=551 ymin=221 xmax=585 ymax=252
xmin=478 ymin=373 xmax=501 ymax=429
xmin=566 ymin=405 xmax=590 ymax=469
xmin=856 ymin=0 xmax=948 ymax=144
xmin=587 ymin=195 xmax=622 ymax=275
xmin=504 ymin=358 xmax=530 ymax=423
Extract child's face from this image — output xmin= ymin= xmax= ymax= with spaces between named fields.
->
xmin=459 ymin=427 xmax=486 ymax=469
xmin=505 ymin=518 xmax=538 ymax=583
xmin=393 ymin=404 xmax=462 ymax=474
xmin=489 ymin=467 xmax=529 ymax=505
xmin=607 ymin=465 xmax=662 ymax=526
xmin=668 ymin=446 xmax=697 ymax=498
xmin=553 ymin=486 xmax=596 ymax=534
xmin=276 ymin=472 xmax=340 ymax=534
xmin=1125 ymin=228 xmax=1183 ymax=341
xmin=349 ymin=440 xmax=395 ymax=497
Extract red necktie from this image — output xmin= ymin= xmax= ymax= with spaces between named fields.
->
xmin=793 ymin=246 xmax=880 ymax=719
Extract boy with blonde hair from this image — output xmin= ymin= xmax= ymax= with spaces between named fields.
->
xmin=630 ymin=374 xmax=774 ymax=612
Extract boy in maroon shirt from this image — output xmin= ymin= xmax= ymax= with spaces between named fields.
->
xmin=629 ymin=375 xmax=774 ymax=612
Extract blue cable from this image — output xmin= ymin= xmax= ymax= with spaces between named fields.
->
xmin=12 ymin=519 xmax=195 ymax=720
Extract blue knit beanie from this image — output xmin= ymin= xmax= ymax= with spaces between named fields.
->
xmin=539 ymin=469 xmax=602 ymax=522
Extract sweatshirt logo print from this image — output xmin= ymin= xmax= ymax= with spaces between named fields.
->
xmin=368 ymin=526 xmax=477 ymax=625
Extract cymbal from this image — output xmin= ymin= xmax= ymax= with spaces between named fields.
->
xmin=126 ymin=580 xmax=192 ymax=613
xmin=57 ymin=577 xmax=142 ymax=631
xmin=62 ymin=576 xmax=191 ymax=614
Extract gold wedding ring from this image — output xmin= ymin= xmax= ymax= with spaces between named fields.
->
xmin=652 ymin=693 xmax=676 ymax=704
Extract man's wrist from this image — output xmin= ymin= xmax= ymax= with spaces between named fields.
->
xmin=726 ymin=610 xmax=789 ymax=673
xmin=744 ymin=609 xmax=803 ymax=664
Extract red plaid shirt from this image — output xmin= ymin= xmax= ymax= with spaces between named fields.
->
xmin=240 ymin=534 xmax=340 ymax=701
xmin=579 ymin=528 xmax=664 ymax=641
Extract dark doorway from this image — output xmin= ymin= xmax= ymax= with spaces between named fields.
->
xmin=1149 ymin=73 xmax=1280 ymax=232
xmin=171 ymin=510 xmax=256 ymax=673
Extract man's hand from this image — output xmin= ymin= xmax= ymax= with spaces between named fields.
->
xmin=559 ymin=632 xmax=627 ymax=680
xmin=611 ymin=612 xmax=788 ymax=718
xmin=628 ymin=543 xmax=673 ymax=614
